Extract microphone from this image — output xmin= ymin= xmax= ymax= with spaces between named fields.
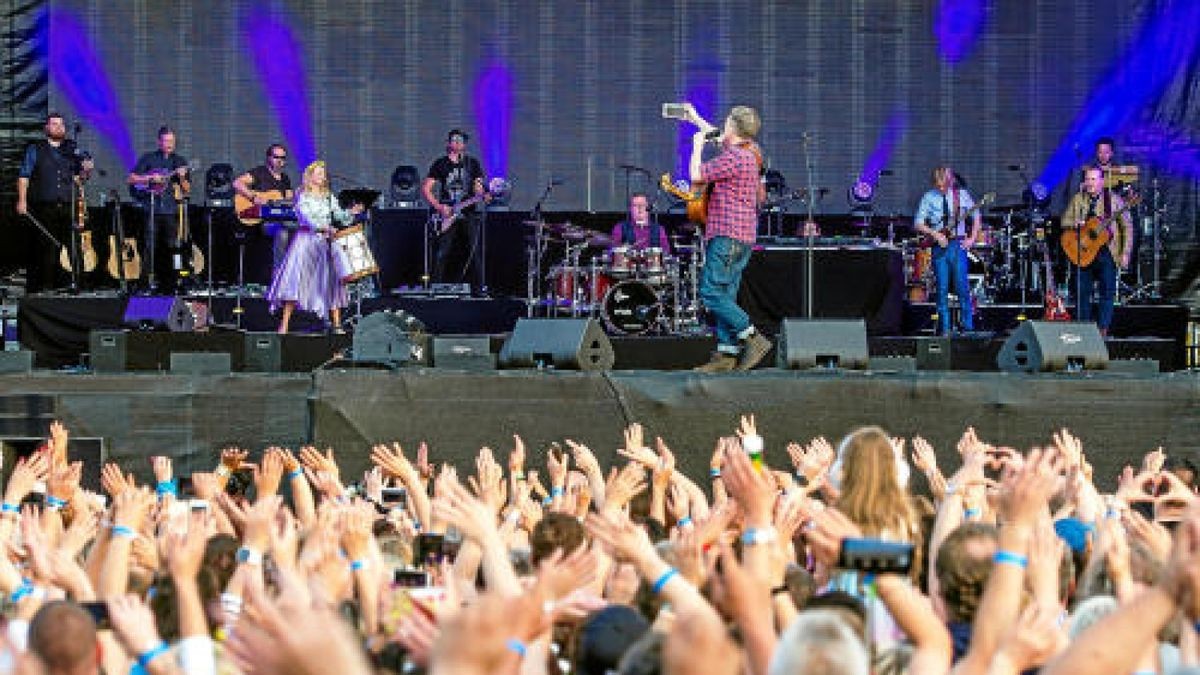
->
xmin=704 ymin=129 xmax=722 ymax=141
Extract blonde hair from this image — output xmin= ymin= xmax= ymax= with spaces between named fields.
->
xmin=728 ymin=106 xmax=761 ymax=140
xmin=301 ymin=160 xmax=330 ymax=196
xmin=932 ymin=166 xmax=956 ymax=188
xmin=834 ymin=426 xmax=918 ymax=540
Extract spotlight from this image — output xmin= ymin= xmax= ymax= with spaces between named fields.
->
xmin=205 ymin=163 xmax=235 ymax=206
xmin=1022 ymin=181 xmax=1052 ymax=224
xmin=389 ymin=165 xmax=421 ymax=208
xmin=848 ymin=180 xmax=875 ymax=207
xmin=486 ymin=177 xmax=512 ymax=210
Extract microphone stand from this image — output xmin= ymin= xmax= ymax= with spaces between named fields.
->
xmin=527 ymin=180 xmax=557 ymax=317
xmin=801 ymin=132 xmax=817 ymax=318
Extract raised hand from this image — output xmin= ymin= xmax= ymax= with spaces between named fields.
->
xmin=106 ymin=594 xmax=165 ymax=666
xmin=165 ymin=513 xmax=208 ymax=580
xmin=565 ymin=439 xmax=602 ymax=478
xmin=911 ymin=436 xmax=938 ymax=474
xmin=255 ymin=448 xmax=286 ymax=500
xmin=546 ymin=445 xmax=570 ymax=490
xmin=48 ymin=420 xmax=69 ymax=465
xmin=721 ymin=442 xmax=776 ymax=525
xmin=585 ymin=510 xmax=655 ymax=563
xmin=191 ymin=471 xmax=219 ymax=502
xmin=1142 ymin=446 xmax=1167 ymax=475
xmin=370 ymin=443 xmax=418 ymax=485
xmin=5 ymin=453 xmax=49 ymax=504
xmin=603 ymin=463 xmax=647 ymax=513
xmin=998 ymin=447 xmax=1063 ymax=527
xmin=805 ymin=506 xmax=863 ymax=567
xmin=362 ymin=467 xmax=384 ymax=504
xmin=298 ymin=446 xmax=340 ymax=485
xmin=112 ymin=486 xmax=154 ymax=533
xmin=623 ymin=422 xmax=647 ymax=453
xmin=994 ymin=603 xmax=1068 ymax=672
xmin=150 ymin=455 xmax=172 ymax=485
xmin=221 ymin=446 xmax=250 ymax=472
xmin=46 ymin=461 xmax=82 ymax=503
xmin=433 ymin=478 xmax=497 ymax=544
xmin=508 ymin=435 xmax=526 ymax=476
xmin=415 ymin=441 xmax=435 ymax=484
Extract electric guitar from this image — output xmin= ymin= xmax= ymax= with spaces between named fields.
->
xmin=660 ymin=174 xmax=712 ymax=226
xmin=430 ymin=177 xmax=509 ymax=234
xmin=1040 ymin=237 xmax=1070 ymax=321
xmin=1060 ymin=193 xmax=1140 ymax=268
xmin=926 ymin=192 xmax=995 ymax=247
xmin=234 ymin=189 xmax=292 ymax=226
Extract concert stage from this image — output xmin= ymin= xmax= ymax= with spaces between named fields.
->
xmin=1 ymin=367 xmax=1196 ymax=492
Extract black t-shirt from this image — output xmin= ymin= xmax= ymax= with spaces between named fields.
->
xmin=426 ymin=155 xmax=484 ymax=211
xmin=131 ymin=151 xmax=190 ymax=209
xmin=245 ymin=165 xmax=292 ymax=195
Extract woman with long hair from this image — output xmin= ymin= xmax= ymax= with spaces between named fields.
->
xmin=267 ymin=160 xmax=362 ymax=333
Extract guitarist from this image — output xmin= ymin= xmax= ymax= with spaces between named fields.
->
xmin=422 ymin=128 xmax=488 ymax=292
xmin=913 ymin=166 xmax=982 ymax=335
xmin=15 ymin=112 xmax=93 ymax=293
xmin=127 ymin=126 xmax=191 ymax=293
xmin=1060 ymin=166 xmax=1133 ymax=335
xmin=233 ymin=143 xmax=294 ymax=268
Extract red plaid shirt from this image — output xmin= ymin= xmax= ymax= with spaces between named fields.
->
xmin=701 ymin=143 xmax=761 ymax=243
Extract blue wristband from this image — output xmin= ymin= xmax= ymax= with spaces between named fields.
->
xmin=155 ymin=480 xmax=177 ymax=497
xmin=651 ymin=568 xmax=679 ymax=594
xmin=287 ymin=468 xmax=304 ymax=480
xmin=8 ymin=580 xmax=34 ymax=604
xmin=963 ymin=507 xmax=981 ymax=519
xmin=112 ymin=525 xmax=137 ymax=540
xmin=541 ymin=496 xmax=553 ymax=507
xmin=710 ymin=468 xmax=722 ymax=478
xmin=350 ymin=559 xmax=369 ymax=572
xmin=135 ymin=641 xmax=170 ymax=669
xmin=1 ymin=502 xmax=19 ymax=515
xmin=506 ymin=638 xmax=528 ymax=658
xmin=45 ymin=495 xmax=68 ymax=510
xmin=993 ymin=550 xmax=1028 ymax=568
xmin=677 ymin=516 xmax=693 ymax=528
xmin=551 ymin=486 xmax=564 ymax=498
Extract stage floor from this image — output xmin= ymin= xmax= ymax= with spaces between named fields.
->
xmin=0 ymin=368 xmax=1196 ymax=492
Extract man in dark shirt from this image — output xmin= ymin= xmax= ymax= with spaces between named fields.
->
xmin=128 ymin=126 xmax=191 ymax=293
xmin=422 ymin=129 xmax=487 ymax=293
xmin=233 ymin=143 xmax=294 ymax=269
xmin=15 ymin=112 xmax=93 ymax=293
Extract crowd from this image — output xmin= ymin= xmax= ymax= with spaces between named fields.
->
xmin=0 ymin=418 xmax=1198 ymax=675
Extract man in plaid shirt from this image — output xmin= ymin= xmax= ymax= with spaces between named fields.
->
xmin=687 ymin=105 xmax=771 ymax=372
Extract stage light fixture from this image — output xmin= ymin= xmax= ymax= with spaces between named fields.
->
xmin=389 ymin=165 xmax=421 ymax=208
xmin=205 ymin=163 xmax=235 ymax=206
xmin=848 ymin=180 xmax=874 ymax=207
xmin=487 ymin=177 xmax=512 ymax=210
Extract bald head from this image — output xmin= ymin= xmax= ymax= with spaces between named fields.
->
xmin=28 ymin=601 xmax=101 ymax=675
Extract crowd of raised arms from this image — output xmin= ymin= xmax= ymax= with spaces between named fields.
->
xmin=1 ymin=418 xmax=1198 ymax=675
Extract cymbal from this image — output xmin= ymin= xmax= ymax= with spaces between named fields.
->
xmin=585 ymin=233 xmax=613 ymax=247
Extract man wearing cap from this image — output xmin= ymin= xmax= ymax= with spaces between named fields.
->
xmin=422 ymin=129 xmax=488 ymax=293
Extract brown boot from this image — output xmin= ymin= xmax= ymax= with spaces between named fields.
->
xmin=694 ymin=351 xmax=737 ymax=373
xmin=736 ymin=332 xmax=772 ymax=371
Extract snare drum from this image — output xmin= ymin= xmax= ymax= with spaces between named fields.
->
xmin=640 ymin=247 xmax=666 ymax=283
xmin=602 ymin=280 xmax=660 ymax=335
xmin=330 ymin=225 xmax=379 ymax=283
xmin=607 ymin=246 xmax=636 ymax=278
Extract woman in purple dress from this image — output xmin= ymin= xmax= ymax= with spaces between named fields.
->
xmin=268 ymin=160 xmax=363 ymax=333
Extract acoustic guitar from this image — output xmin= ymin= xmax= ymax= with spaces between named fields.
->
xmin=659 ymin=174 xmax=711 ymax=226
xmin=106 ymin=234 xmax=141 ymax=281
xmin=172 ymin=176 xmax=204 ymax=276
xmin=1060 ymin=194 xmax=1140 ymax=268
xmin=234 ymin=189 xmax=290 ymax=226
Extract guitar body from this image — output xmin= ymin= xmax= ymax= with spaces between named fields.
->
xmin=684 ymin=183 xmax=712 ymax=225
xmin=1059 ymin=218 xmax=1111 ymax=268
xmin=234 ymin=189 xmax=288 ymax=226
xmin=59 ymin=231 xmax=98 ymax=273
xmin=106 ymin=235 xmax=142 ymax=281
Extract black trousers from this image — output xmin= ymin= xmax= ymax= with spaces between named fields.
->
xmin=24 ymin=202 xmax=73 ymax=294
xmin=433 ymin=212 xmax=484 ymax=290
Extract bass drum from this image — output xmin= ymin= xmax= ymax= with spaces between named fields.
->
xmin=602 ymin=280 xmax=660 ymax=335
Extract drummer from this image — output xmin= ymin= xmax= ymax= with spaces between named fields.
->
xmin=609 ymin=192 xmax=671 ymax=256
xmin=266 ymin=160 xmax=364 ymax=334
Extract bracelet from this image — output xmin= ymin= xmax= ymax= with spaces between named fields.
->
xmin=135 ymin=641 xmax=171 ymax=669
xmin=709 ymin=468 xmax=721 ymax=478
xmin=964 ymin=507 xmax=981 ymax=519
xmin=993 ymin=550 xmax=1028 ymax=569
xmin=651 ymin=568 xmax=679 ymax=594
xmin=742 ymin=527 xmax=778 ymax=547
xmin=550 ymin=486 xmax=564 ymax=499
xmin=155 ymin=480 xmax=177 ymax=496
xmin=287 ymin=468 xmax=304 ymax=480
xmin=350 ymin=559 xmax=369 ymax=572
xmin=45 ymin=495 xmax=68 ymax=510
xmin=505 ymin=638 xmax=528 ymax=658
xmin=8 ymin=580 xmax=35 ymax=604
xmin=0 ymin=502 xmax=20 ymax=515
xmin=677 ymin=516 xmax=693 ymax=528
xmin=541 ymin=496 xmax=553 ymax=507
xmin=111 ymin=525 xmax=138 ymax=539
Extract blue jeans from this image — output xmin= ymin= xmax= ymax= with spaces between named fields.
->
xmin=932 ymin=240 xmax=974 ymax=332
xmin=1074 ymin=246 xmax=1117 ymax=329
xmin=699 ymin=236 xmax=754 ymax=353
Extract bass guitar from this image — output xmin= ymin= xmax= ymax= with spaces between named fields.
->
xmin=234 ymin=189 xmax=292 ymax=226
xmin=926 ymin=192 xmax=996 ymax=247
xmin=1060 ymin=194 xmax=1140 ymax=268
xmin=1040 ymin=235 xmax=1070 ymax=321
xmin=431 ymin=177 xmax=510 ymax=235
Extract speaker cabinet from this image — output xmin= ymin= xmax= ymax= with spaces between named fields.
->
xmin=433 ymin=336 xmax=495 ymax=371
xmin=916 ymin=336 xmax=952 ymax=371
xmin=499 ymin=319 xmax=615 ymax=371
xmin=244 ymin=332 xmax=283 ymax=372
xmin=89 ymin=330 xmax=128 ymax=373
xmin=123 ymin=296 xmax=195 ymax=332
xmin=997 ymin=321 xmax=1108 ymax=373
xmin=0 ymin=350 xmax=33 ymax=374
xmin=353 ymin=311 xmax=428 ymax=366
xmin=776 ymin=319 xmax=868 ymax=370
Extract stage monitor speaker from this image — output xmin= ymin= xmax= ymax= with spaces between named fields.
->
xmin=997 ymin=321 xmax=1109 ymax=373
xmin=89 ymin=330 xmax=128 ymax=373
xmin=123 ymin=296 xmax=195 ymax=332
xmin=0 ymin=350 xmax=32 ymax=374
xmin=352 ymin=310 xmax=428 ymax=366
xmin=170 ymin=352 xmax=231 ymax=375
xmin=777 ymin=319 xmax=869 ymax=370
xmin=498 ymin=319 xmax=615 ymax=371
xmin=243 ymin=332 xmax=282 ymax=372
xmin=432 ymin=336 xmax=495 ymax=371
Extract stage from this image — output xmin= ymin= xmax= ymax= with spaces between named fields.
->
xmin=0 ymin=368 xmax=1196 ymax=492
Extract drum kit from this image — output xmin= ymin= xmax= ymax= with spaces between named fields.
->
xmin=529 ymin=221 xmax=706 ymax=335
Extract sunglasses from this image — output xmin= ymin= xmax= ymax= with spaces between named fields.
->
xmin=270 ymin=155 xmax=287 ymax=160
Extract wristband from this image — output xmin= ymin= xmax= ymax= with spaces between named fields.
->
xmin=135 ymin=641 xmax=171 ymax=669
xmin=677 ymin=516 xmax=693 ymax=528
xmin=505 ymin=638 xmax=528 ymax=658
xmin=156 ymin=480 xmax=177 ymax=497
xmin=709 ymin=468 xmax=721 ymax=478
xmin=741 ymin=527 xmax=778 ymax=546
xmin=287 ymin=468 xmax=304 ymax=480
xmin=741 ymin=434 xmax=764 ymax=454
xmin=236 ymin=546 xmax=264 ymax=566
xmin=45 ymin=495 xmax=68 ymax=510
xmin=112 ymin=524 xmax=138 ymax=540
xmin=8 ymin=580 xmax=35 ymax=604
xmin=993 ymin=550 xmax=1028 ymax=569
xmin=1 ymin=502 xmax=20 ymax=515
xmin=964 ymin=507 xmax=981 ymax=519
xmin=651 ymin=568 xmax=679 ymax=594
xmin=512 ymin=471 xmax=526 ymax=481
xmin=350 ymin=559 xmax=369 ymax=572
xmin=551 ymin=486 xmax=564 ymax=498
xmin=541 ymin=496 xmax=553 ymax=507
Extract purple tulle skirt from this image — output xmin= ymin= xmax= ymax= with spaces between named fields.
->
xmin=266 ymin=229 xmax=347 ymax=318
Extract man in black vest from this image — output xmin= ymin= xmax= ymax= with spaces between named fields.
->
xmin=15 ymin=112 xmax=92 ymax=293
